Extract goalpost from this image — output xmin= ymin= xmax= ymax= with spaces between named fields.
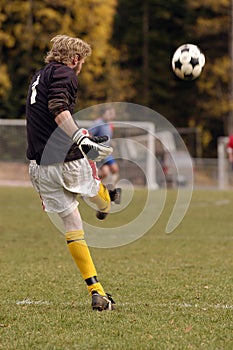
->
xmin=0 ymin=119 xmax=157 ymax=189
xmin=78 ymin=120 xmax=157 ymax=189
xmin=217 ymin=136 xmax=232 ymax=189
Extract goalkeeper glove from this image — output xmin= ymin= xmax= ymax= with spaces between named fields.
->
xmin=72 ymin=128 xmax=113 ymax=162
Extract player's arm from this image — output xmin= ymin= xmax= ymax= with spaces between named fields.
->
xmin=54 ymin=111 xmax=112 ymax=161
xmin=48 ymin=67 xmax=112 ymax=161
xmin=55 ymin=111 xmax=110 ymax=145
xmin=55 ymin=110 xmax=79 ymax=138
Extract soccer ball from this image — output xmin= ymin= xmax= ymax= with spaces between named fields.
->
xmin=171 ymin=43 xmax=205 ymax=80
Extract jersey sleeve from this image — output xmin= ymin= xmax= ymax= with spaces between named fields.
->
xmin=48 ymin=65 xmax=78 ymax=118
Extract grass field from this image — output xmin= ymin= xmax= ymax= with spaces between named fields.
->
xmin=0 ymin=187 xmax=233 ymax=350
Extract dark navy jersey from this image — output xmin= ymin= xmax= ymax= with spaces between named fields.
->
xmin=26 ymin=61 xmax=83 ymax=165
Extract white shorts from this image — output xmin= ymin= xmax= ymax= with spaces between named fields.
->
xmin=29 ymin=158 xmax=100 ymax=217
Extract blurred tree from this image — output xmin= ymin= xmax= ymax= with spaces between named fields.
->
xmin=112 ymin=0 xmax=229 ymax=156
xmin=0 ymin=1 xmax=16 ymax=117
xmin=72 ymin=0 xmax=135 ymax=107
xmin=0 ymin=0 xmax=133 ymax=119
xmin=112 ymin=0 xmax=197 ymax=125
xmin=0 ymin=0 xmax=231 ymax=157
xmin=186 ymin=0 xmax=230 ymax=155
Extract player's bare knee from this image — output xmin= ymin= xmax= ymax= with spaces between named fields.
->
xmin=99 ymin=164 xmax=110 ymax=179
xmin=59 ymin=208 xmax=83 ymax=232
xmin=110 ymin=163 xmax=119 ymax=174
xmin=65 ymin=229 xmax=84 ymax=243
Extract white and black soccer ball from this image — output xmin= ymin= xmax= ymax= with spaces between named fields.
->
xmin=171 ymin=43 xmax=205 ymax=80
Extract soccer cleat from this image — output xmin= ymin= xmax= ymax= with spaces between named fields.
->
xmin=96 ymin=187 xmax=122 ymax=220
xmin=96 ymin=211 xmax=108 ymax=220
xmin=108 ymin=188 xmax=122 ymax=204
xmin=91 ymin=291 xmax=115 ymax=311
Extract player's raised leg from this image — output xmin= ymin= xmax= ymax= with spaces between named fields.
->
xmin=88 ymin=160 xmax=121 ymax=219
xmin=89 ymin=182 xmax=111 ymax=220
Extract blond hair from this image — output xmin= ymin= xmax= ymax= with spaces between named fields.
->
xmin=45 ymin=35 xmax=91 ymax=64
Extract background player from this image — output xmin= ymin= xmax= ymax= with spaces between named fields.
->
xmin=89 ymin=106 xmax=121 ymax=204
xmin=89 ymin=106 xmax=120 ymax=188
xmin=226 ymin=134 xmax=233 ymax=169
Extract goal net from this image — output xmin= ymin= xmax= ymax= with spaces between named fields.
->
xmin=0 ymin=119 xmax=27 ymax=162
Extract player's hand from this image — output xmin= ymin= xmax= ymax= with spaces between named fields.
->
xmin=72 ymin=128 xmax=113 ymax=162
xmin=89 ymin=135 xmax=109 ymax=144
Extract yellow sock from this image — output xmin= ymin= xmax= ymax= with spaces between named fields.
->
xmin=89 ymin=182 xmax=111 ymax=213
xmin=66 ymin=230 xmax=105 ymax=296
xmin=85 ymin=279 xmax=105 ymax=296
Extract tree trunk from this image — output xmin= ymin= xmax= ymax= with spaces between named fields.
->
xmin=142 ymin=0 xmax=149 ymax=106
xmin=228 ymin=0 xmax=233 ymax=135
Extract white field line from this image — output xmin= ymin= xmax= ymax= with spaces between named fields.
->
xmin=191 ymin=199 xmax=231 ymax=208
xmin=0 ymin=180 xmax=31 ymax=187
xmin=121 ymin=302 xmax=233 ymax=310
xmin=13 ymin=299 xmax=233 ymax=310
xmin=16 ymin=299 xmax=50 ymax=305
